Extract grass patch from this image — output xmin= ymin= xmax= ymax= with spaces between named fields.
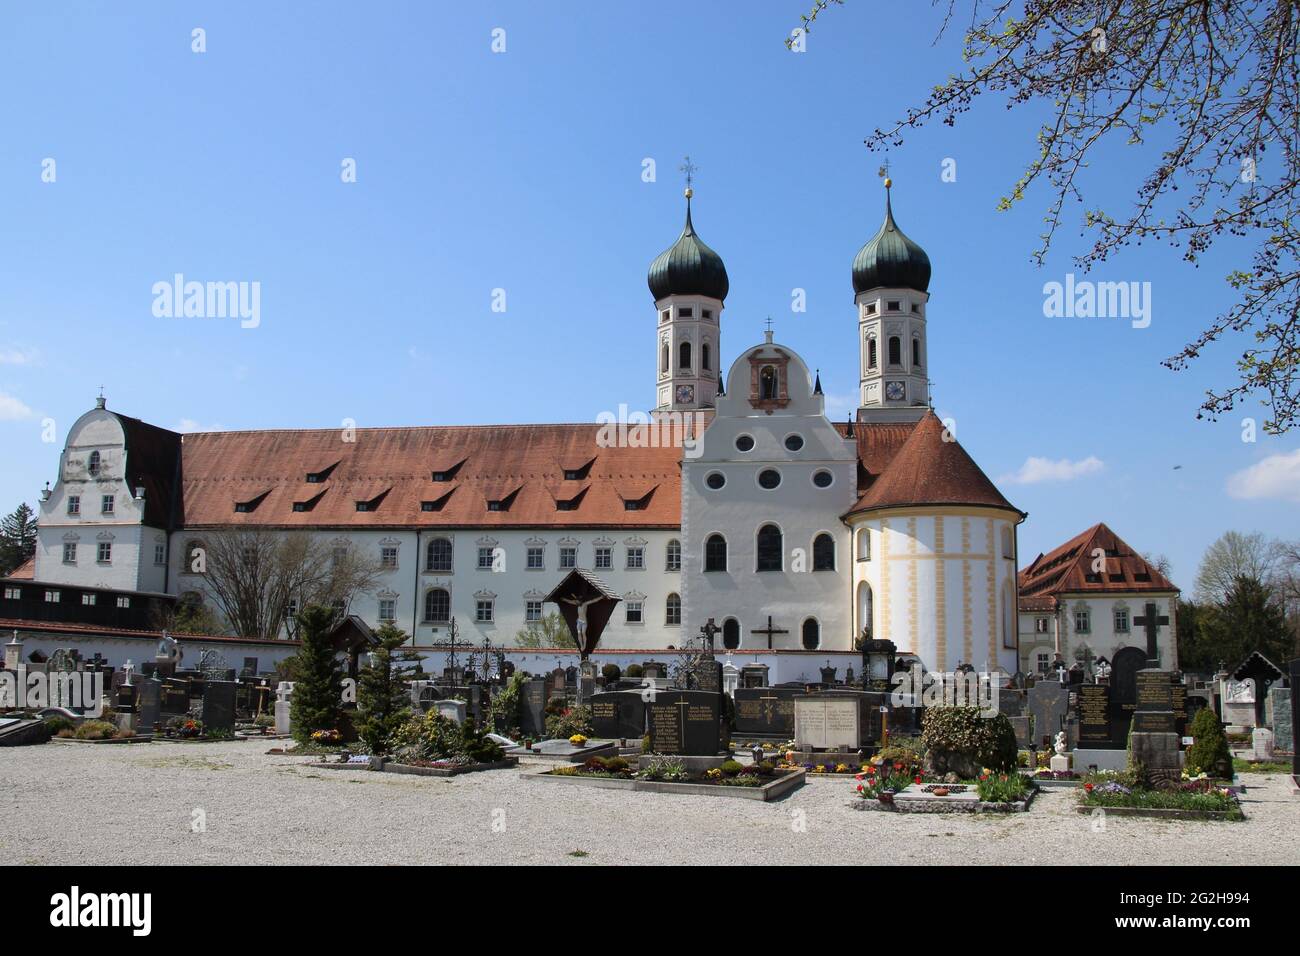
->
xmin=1232 ymin=758 xmax=1291 ymax=774
xmin=568 ymin=850 xmax=589 ymax=858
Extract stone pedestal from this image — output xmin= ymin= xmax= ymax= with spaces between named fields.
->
xmin=1049 ymin=753 xmax=1071 ymax=773
xmin=1252 ymin=727 xmax=1275 ymax=761
xmin=274 ymin=700 xmax=291 ymax=736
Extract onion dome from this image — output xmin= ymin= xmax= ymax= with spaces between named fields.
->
xmin=852 ymin=181 xmax=931 ymax=295
xmin=648 ymin=189 xmax=729 ymax=302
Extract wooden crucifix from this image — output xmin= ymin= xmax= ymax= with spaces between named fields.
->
xmin=751 ymin=616 xmax=788 ymax=650
xmin=1133 ymin=602 xmax=1170 ymax=666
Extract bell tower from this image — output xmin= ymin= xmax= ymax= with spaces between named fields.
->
xmin=648 ymin=158 xmax=728 ymax=413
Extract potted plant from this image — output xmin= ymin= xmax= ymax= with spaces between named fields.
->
xmin=568 ymin=733 xmax=588 ymax=747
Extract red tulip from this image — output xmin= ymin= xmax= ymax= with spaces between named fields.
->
xmin=914 ymin=775 xmax=923 ymax=784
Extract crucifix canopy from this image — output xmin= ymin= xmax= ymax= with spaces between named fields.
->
xmin=544 ymin=569 xmax=621 ymax=660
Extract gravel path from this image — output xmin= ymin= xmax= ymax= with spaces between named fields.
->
xmin=2 ymin=741 xmax=1296 ymax=865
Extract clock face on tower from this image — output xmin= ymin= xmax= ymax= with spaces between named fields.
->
xmin=885 ymin=381 xmax=906 ymax=401
xmin=676 ymin=384 xmax=695 ymax=404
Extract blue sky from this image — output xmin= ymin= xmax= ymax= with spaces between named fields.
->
xmin=1 ymin=1 xmax=1296 ymax=587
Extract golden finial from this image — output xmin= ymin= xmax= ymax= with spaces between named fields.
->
xmin=684 ymin=186 xmax=693 ymax=199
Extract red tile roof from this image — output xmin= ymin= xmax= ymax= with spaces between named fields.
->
xmin=843 ymin=412 xmax=1021 ymax=517
xmin=177 ymin=424 xmax=688 ymax=529
xmin=7 ymin=557 xmax=35 ymax=580
xmin=1018 ymin=522 xmax=1179 ymax=607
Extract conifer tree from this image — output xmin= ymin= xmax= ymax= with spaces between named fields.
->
xmin=289 ymin=605 xmax=344 ymax=744
xmin=0 ymin=503 xmax=37 ymax=576
xmin=355 ymin=622 xmax=418 ymax=754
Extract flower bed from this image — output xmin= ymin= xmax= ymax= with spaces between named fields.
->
xmin=1078 ymin=776 xmax=1243 ymax=821
xmin=853 ymin=766 xmax=1036 ymax=813
xmin=532 ymin=755 xmax=804 ymax=801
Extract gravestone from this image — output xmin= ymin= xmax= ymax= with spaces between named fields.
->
xmin=997 ymin=688 xmax=1026 ymax=718
xmin=200 ymin=681 xmax=237 ymax=735
xmin=520 ymin=679 xmax=547 ymax=738
xmin=547 ymin=668 xmax=566 ymax=700
xmin=136 ymin=678 xmax=162 ymax=733
xmin=1129 ymin=670 xmax=1181 ymax=787
xmin=687 ymin=657 xmax=723 ymax=693
xmin=1028 ymin=681 xmax=1071 ymax=749
xmin=739 ymin=663 xmax=769 ymax=689
xmin=1009 ymin=715 xmax=1032 ymax=750
xmin=641 ymin=660 xmax=667 ymax=680
xmin=794 ymin=695 xmax=860 ymax=752
xmin=274 ymin=681 xmax=293 ymax=735
xmin=588 ymin=690 xmax=647 ymax=740
xmin=1251 ymin=727 xmax=1275 ymax=761
xmin=733 ymin=686 xmax=801 ymax=738
xmin=436 ymin=699 xmax=467 ymax=725
xmin=1077 ymin=684 xmax=1121 ymax=749
xmin=646 ymin=690 xmax=724 ymax=756
xmin=1267 ymin=686 xmax=1292 ymax=753
xmin=1221 ymin=678 xmax=1256 ymax=731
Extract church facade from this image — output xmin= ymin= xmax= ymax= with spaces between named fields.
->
xmin=23 ymin=181 xmax=1025 ymax=673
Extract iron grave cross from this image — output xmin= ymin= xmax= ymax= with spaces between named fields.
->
xmin=751 ymin=616 xmax=789 ymax=650
xmin=1133 ymin=602 xmax=1170 ymax=666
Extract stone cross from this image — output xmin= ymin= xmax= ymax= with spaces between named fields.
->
xmin=1133 ymin=602 xmax=1170 ymax=665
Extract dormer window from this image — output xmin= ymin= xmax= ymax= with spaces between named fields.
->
xmin=88 ymin=451 xmax=101 ymax=477
xmin=234 ymin=491 xmax=269 ymax=514
xmin=430 ymin=459 xmax=466 ymax=482
xmin=487 ymin=500 xmax=504 ymax=512
xmin=354 ymin=489 xmax=390 ymax=513
xmin=624 ymin=500 xmax=641 ymax=511
xmin=305 ymin=462 xmax=338 ymax=484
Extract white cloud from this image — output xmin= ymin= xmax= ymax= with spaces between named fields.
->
xmin=999 ymin=455 xmax=1104 ymax=485
xmin=1226 ymin=449 xmax=1300 ymax=503
xmin=178 ymin=418 xmax=222 ymax=433
xmin=0 ymin=390 xmax=34 ymax=421
xmin=0 ymin=346 xmax=39 ymax=365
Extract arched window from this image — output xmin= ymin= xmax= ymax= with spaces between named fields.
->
xmin=424 ymin=588 xmax=450 ymax=623
xmin=665 ymin=538 xmax=681 ymax=571
xmin=867 ymin=338 xmax=877 ymax=369
xmin=679 ymin=341 xmax=692 ymax=370
xmin=661 ymin=343 xmax=669 ymax=374
xmin=760 ymin=366 xmax=778 ymax=400
xmin=702 ymin=341 xmax=712 ymax=371
xmin=888 ymin=337 xmax=901 ymax=365
xmin=756 ymin=524 xmax=782 ymax=572
xmin=1002 ymin=579 xmax=1016 ymax=649
xmin=665 ymin=593 xmax=681 ymax=626
xmin=802 ymin=618 xmax=820 ymax=650
xmin=912 ymin=337 xmax=922 ymax=367
xmin=723 ymin=618 xmax=740 ymax=650
xmin=857 ymin=581 xmax=874 ymax=640
xmin=704 ymin=534 xmax=727 ymax=572
xmin=88 ymin=451 xmax=101 ymax=476
xmin=812 ymin=533 xmax=835 ymax=571
xmin=426 ymin=537 xmax=453 ymax=572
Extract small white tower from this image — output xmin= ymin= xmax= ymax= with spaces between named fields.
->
xmin=647 ymin=161 xmax=728 ymax=413
xmin=854 ymin=175 xmax=932 ymax=423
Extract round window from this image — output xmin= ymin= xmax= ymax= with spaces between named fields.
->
xmin=757 ymin=469 xmax=781 ymax=490
xmin=705 ymin=472 xmax=726 ymax=490
xmin=784 ymin=434 xmax=804 ymax=452
xmin=735 ymin=435 xmax=755 ymax=452
xmin=812 ymin=470 xmax=833 ymax=488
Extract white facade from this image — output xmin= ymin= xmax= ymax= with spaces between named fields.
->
xmin=681 ymin=337 xmax=860 ymax=652
xmin=35 ymin=404 xmax=172 ymax=595
xmin=847 ymin=509 xmax=1021 ymax=673
xmin=655 ymin=293 xmax=724 ymax=412
xmin=1018 ymin=592 xmax=1179 ymax=675
xmin=858 ymin=286 xmax=929 ymax=416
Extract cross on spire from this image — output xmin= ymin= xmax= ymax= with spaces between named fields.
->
xmin=679 ymin=155 xmax=699 ymax=192
xmin=878 ymin=154 xmax=892 ymax=187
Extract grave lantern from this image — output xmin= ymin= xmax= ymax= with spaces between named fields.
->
xmin=861 ymin=639 xmax=896 ymax=692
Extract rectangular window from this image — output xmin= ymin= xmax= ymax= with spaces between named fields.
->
xmin=625 ymin=601 xmax=643 ymax=624
xmin=101 ymin=494 xmax=114 ymax=514
xmin=475 ymin=599 xmax=494 ymax=623
xmin=594 ymin=546 xmax=612 ymax=570
xmin=477 ymin=546 xmax=495 ymax=570
xmin=559 ymin=546 xmax=577 ymax=569
xmin=82 ymin=593 xmax=96 ymax=606
xmin=887 ymin=300 xmax=901 ymax=311
xmin=1036 ymin=652 xmax=1050 ymax=674
xmin=380 ymin=546 xmax=398 ymax=569
xmin=154 ymin=543 xmax=166 ymax=565
xmin=526 ymin=546 xmax=544 ymax=570
xmin=67 ymin=496 xmax=80 ymax=516
xmin=45 ymin=590 xmax=61 ymax=603
xmin=666 ymin=541 xmax=681 ymax=572
xmin=3 ymin=586 xmax=19 ymax=600
xmin=1074 ymin=610 xmax=1090 ymax=633
xmin=1034 ymin=617 xmax=1050 ymax=634
xmin=97 ymin=542 xmax=112 ymax=564
xmin=1114 ymin=609 xmax=1130 ymax=632
xmin=63 ymin=543 xmax=77 ymax=564
xmin=355 ymin=502 xmax=369 ymax=512
xmin=678 ymin=307 xmax=693 ymax=318
xmin=378 ymin=599 xmax=396 ymax=621
xmin=702 ymin=309 xmax=713 ymax=319
xmin=525 ymin=599 xmax=542 ymax=622
xmin=865 ymin=302 xmax=877 ymax=315
xmin=116 ymin=596 xmax=130 ymax=609
xmin=626 ymin=546 xmax=644 ymax=569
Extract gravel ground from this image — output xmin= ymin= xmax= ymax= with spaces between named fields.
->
xmin=2 ymin=740 xmax=1296 ymax=865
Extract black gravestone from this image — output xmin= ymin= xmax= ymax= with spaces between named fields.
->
xmin=688 ymin=657 xmax=723 ymax=693
xmin=647 ymin=690 xmax=724 ymax=756
xmin=1077 ymin=684 xmax=1120 ymax=748
xmin=201 ymin=680 xmax=237 ymax=734
xmin=588 ymin=690 xmax=647 ymax=740
xmin=733 ymin=686 xmax=801 ymax=737
xmin=136 ymin=678 xmax=162 ymax=732
xmin=520 ymin=679 xmax=547 ymax=738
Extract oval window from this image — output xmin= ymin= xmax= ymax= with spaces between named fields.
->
xmin=757 ymin=469 xmax=781 ymax=490
xmin=812 ymin=470 xmax=833 ymax=488
xmin=705 ymin=472 xmax=726 ymax=490
xmin=735 ymin=435 xmax=755 ymax=452
xmin=784 ymin=434 xmax=804 ymax=452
